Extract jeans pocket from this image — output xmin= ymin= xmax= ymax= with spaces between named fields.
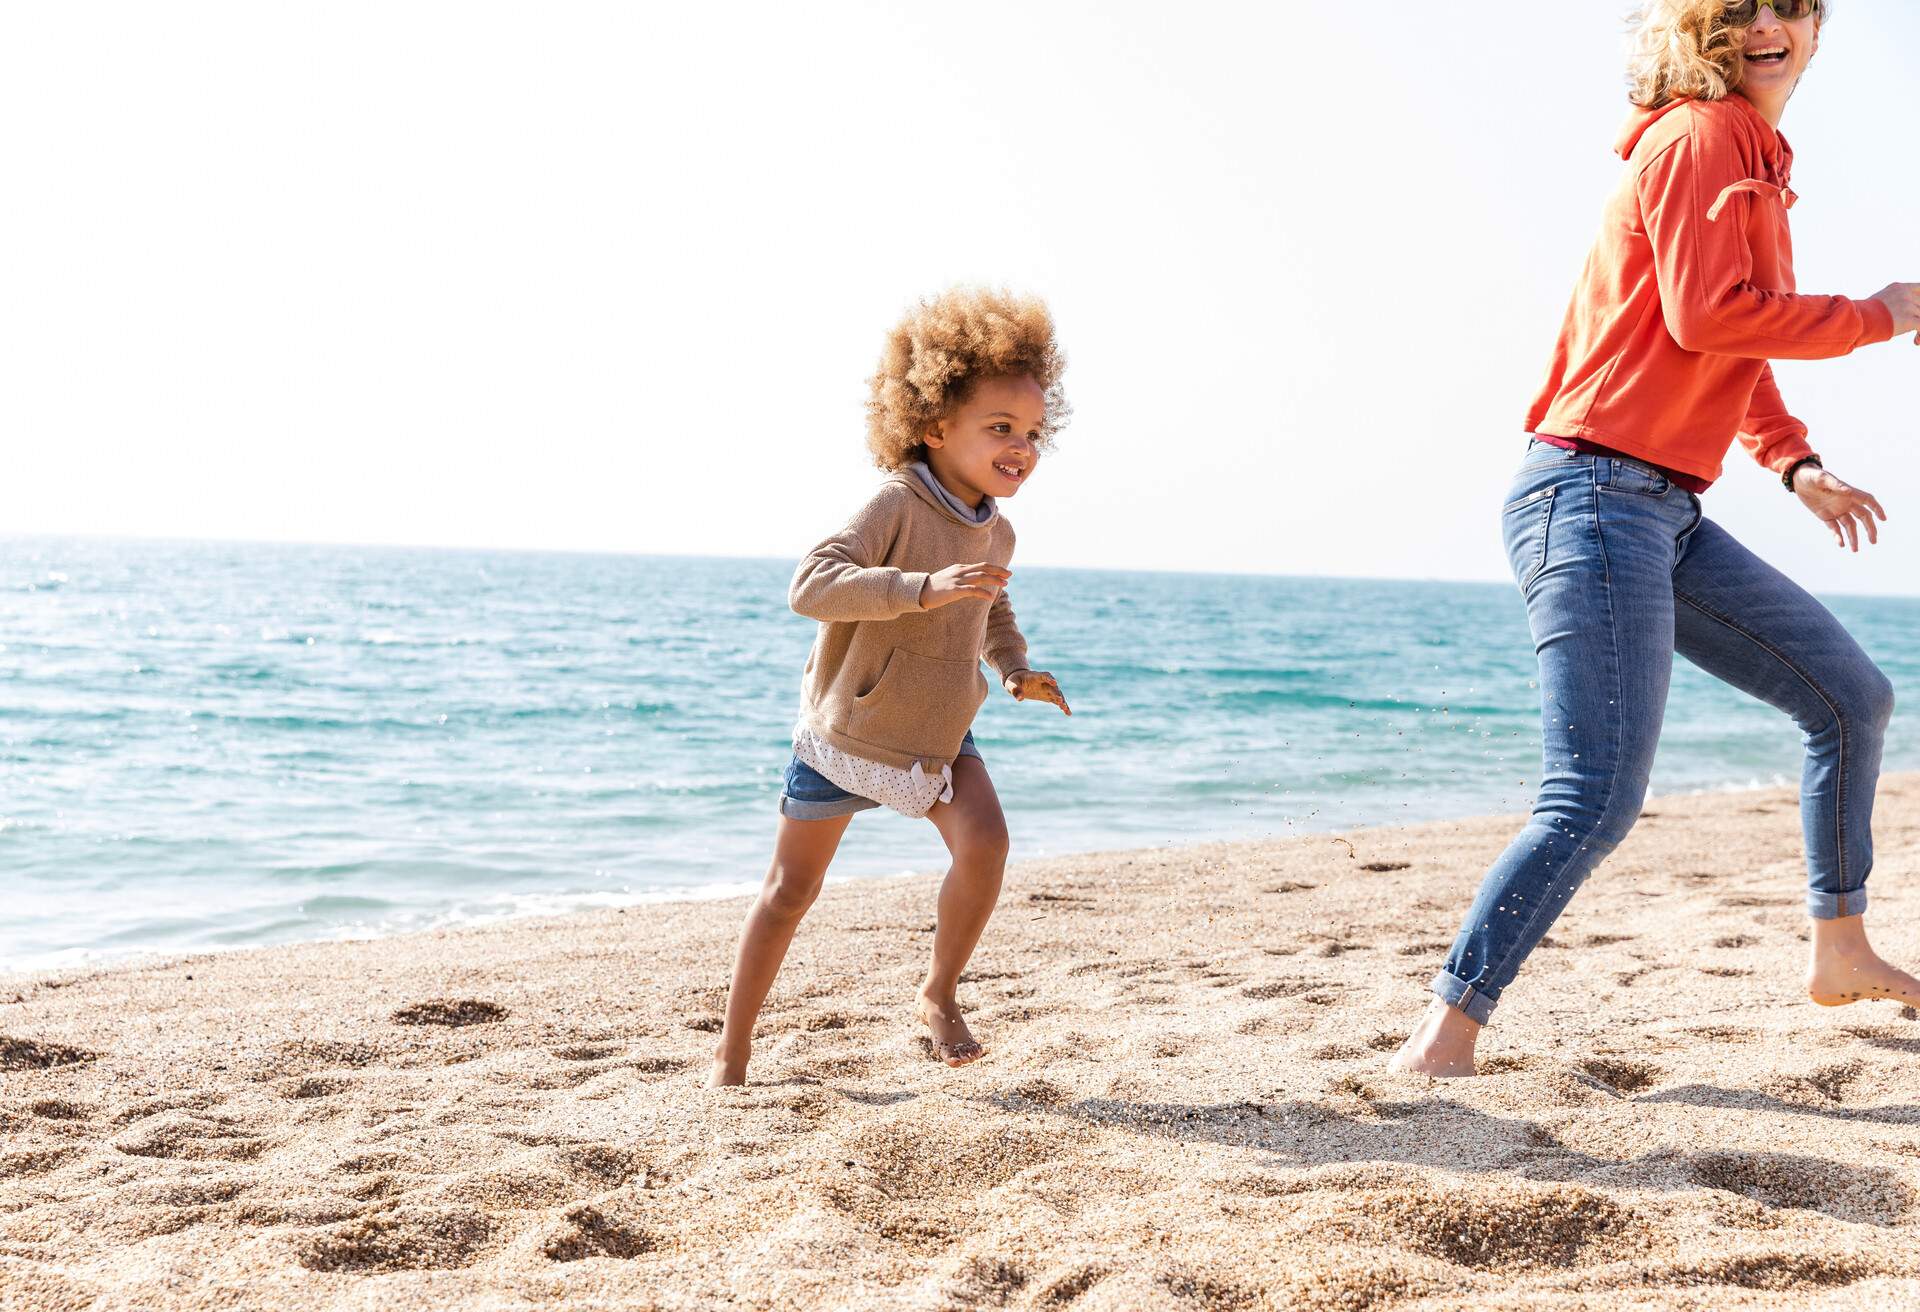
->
xmin=1503 ymin=485 xmax=1557 ymax=590
xmin=1598 ymin=459 xmax=1670 ymax=497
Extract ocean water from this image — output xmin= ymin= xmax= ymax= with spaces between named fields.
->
xmin=6 ymin=537 xmax=1920 ymax=975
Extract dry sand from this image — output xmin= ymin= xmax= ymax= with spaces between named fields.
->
xmin=5 ymin=778 xmax=1920 ymax=1310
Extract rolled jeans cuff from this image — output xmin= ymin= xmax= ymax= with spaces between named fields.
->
xmin=1807 ymin=887 xmax=1868 ymax=920
xmin=1431 ymin=970 xmax=1498 ymax=1025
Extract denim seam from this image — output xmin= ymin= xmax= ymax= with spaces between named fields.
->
xmin=1672 ymin=587 xmax=1853 ymax=891
xmin=1482 ymin=481 xmax=1629 ymax=1006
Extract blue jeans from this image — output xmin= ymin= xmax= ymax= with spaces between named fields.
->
xmin=1434 ymin=441 xmax=1895 ymax=1024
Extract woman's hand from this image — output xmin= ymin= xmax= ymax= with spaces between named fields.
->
xmin=1794 ymin=465 xmax=1887 ymax=552
xmin=1004 ymin=669 xmax=1071 ymax=715
xmin=919 ymin=563 xmax=1009 ymax=610
xmin=1869 ymin=283 xmax=1920 ymax=343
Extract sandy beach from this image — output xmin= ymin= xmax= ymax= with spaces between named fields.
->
xmin=5 ymin=778 xmax=1920 ymax=1311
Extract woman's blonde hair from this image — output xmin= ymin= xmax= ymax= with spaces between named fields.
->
xmin=865 ymin=287 xmax=1068 ymax=471
xmin=1626 ymin=1 xmax=1828 ymax=109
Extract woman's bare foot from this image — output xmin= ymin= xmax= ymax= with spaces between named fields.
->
xmin=916 ymin=992 xmax=985 ymax=1067
xmin=1807 ymin=915 xmax=1920 ymax=1008
xmin=1389 ymin=999 xmax=1482 ymax=1078
xmin=707 ymin=1045 xmax=749 ymax=1087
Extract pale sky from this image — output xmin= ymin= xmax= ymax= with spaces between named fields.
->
xmin=5 ymin=3 xmax=1915 ymax=593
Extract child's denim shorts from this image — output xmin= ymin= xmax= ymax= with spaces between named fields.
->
xmin=779 ymin=732 xmax=981 ymax=820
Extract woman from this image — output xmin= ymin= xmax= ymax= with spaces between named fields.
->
xmin=1395 ymin=0 xmax=1920 ymax=1077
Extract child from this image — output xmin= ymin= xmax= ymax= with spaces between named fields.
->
xmin=708 ymin=287 xmax=1071 ymax=1087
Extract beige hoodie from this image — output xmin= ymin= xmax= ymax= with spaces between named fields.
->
xmin=789 ymin=469 xmax=1030 ymax=772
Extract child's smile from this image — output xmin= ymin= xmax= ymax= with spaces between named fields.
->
xmin=925 ymin=374 xmax=1047 ymax=508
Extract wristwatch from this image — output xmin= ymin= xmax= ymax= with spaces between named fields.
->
xmin=1783 ymin=454 xmax=1822 ymax=490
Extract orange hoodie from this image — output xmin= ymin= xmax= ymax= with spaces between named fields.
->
xmin=1527 ymin=94 xmax=1895 ymax=486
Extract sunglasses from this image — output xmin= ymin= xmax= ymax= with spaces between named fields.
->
xmin=1725 ymin=0 xmax=1820 ymax=24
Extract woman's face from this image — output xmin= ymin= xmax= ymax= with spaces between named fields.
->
xmin=1732 ymin=3 xmax=1820 ymax=109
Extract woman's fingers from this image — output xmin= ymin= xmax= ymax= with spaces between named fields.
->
xmin=1840 ymin=514 xmax=1860 ymax=552
xmin=1862 ymin=492 xmax=1888 ymax=522
xmin=1853 ymin=504 xmax=1880 ymax=546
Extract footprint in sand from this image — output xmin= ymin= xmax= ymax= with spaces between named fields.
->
xmin=943 ymin=1257 xmax=1035 ymax=1307
xmin=1354 ymin=1184 xmax=1646 ymax=1272
xmin=391 ymin=999 xmax=507 ymax=1027
xmin=0 ymin=1036 xmax=97 ymax=1071
xmin=1239 ymin=978 xmax=1326 ymax=1001
xmin=1 ymin=1146 xmax=81 ymax=1176
xmin=298 ymin=1205 xmax=497 ymax=1272
xmin=28 ymin=1098 xmax=94 ymax=1121
xmin=552 ymin=1044 xmax=620 ymax=1062
xmin=1577 ymin=1058 xmax=1662 ymax=1095
xmin=281 ymin=1076 xmax=353 ymax=1101
xmin=1687 ymin=1150 xmax=1911 ymax=1224
xmin=543 ymin=1204 xmax=655 ymax=1261
xmin=1033 ymin=1264 xmax=1108 ymax=1306
xmin=1155 ymin=1266 xmax=1262 ymax=1308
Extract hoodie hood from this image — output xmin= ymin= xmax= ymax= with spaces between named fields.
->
xmin=1615 ymin=95 xmax=1791 ymax=184
xmin=1614 ymin=97 xmax=1694 ymax=159
xmin=892 ymin=463 xmax=1000 ymax=529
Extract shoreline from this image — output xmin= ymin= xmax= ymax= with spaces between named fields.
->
xmin=5 ymin=776 xmax=1920 ymax=1308
xmin=1 ymin=769 xmax=1818 ymax=984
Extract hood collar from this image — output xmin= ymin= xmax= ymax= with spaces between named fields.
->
xmin=1616 ymin=94 xmax=1792 ymax=182
xmin=892 ymin=463 xmax=1000 ymax=529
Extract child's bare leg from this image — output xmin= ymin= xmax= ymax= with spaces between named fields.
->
xmin=919 ymin=756 xmax=1008 ymax=1065
xmin=709 ymin=814 xmax=852 ymax=1086
xmin=1390 ymin=998 xmax=1482 ymax=1078
xmin=1808 ymin=914 xmax=1920 ymax=1008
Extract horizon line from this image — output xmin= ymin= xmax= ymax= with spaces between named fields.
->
xmin=6 ymin=531 xmax=1919 ymax=603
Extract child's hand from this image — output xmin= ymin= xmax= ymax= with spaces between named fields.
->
xmin=1005 ymin=669 xmax=1070 ymax=715
xmin=920 ymin=563 xmax=1010 ymax=610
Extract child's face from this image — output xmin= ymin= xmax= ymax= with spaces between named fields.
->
xmin=924 ymin=374 xmax=1046 ymax=506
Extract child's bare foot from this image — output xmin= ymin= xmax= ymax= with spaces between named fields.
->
xmin=707 ymin=1045 xmax=749 ymax=1087
xmin=916 ymin=992 xmax=985 ymax=1067
xmin=1389 ymin=999 xmax=1482 ymax=1078
xmin=1807 ymin=915 xmax=1920 ymax=1008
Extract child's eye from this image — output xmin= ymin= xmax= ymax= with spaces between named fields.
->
xmin=990 ymin=423 xmax=1011 ymax=434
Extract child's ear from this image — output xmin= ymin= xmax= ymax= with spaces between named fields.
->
xmin=924 ymin=423 xmax=945 ymax=450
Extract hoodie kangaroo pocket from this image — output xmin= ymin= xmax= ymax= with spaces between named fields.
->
xmin=848 ymin=647 xmax=987 ymax=759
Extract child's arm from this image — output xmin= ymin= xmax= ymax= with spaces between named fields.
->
xmin=789 ymin=520 xmax=929 ymax=622
xmin=986 ymin=591 xmax=1072 ymax=715
xmin=790 ymin=510 xmax=1008 ymax=621
xmin=982 ymin=589 xmax=1030 ymax=681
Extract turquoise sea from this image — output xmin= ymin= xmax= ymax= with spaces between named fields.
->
xmin=7 ymin=537 xmax=1920 ymax=975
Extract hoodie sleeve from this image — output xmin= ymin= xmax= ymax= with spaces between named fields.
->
xmin=982 ymin=587 xmax=1031 ymax=683
xmin=1637 ymin=123 xmax=1895 ymax=361
xmin=1735 ymin=364 xmax=1816 ymax=478
xmin=789 ymin=494 xmax=930 ymax=623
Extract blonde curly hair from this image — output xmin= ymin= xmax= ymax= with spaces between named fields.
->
xmin=865 ymin=287 xmax=1069 ymax=471
xmin=1627 ymin=0 xmax=1828 ymax=108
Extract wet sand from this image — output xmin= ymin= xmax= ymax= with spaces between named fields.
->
xmin=4 ymin=776 xmax=1920 ymax=1310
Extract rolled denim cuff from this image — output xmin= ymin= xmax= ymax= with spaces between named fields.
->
xmin=1431 ymin=970 xmax=1498 ymax=1025
xmin=1807 ymin=887 xmax=1868 ymax=920
xmin=778 ymin=793 xmax=878 ymax=821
